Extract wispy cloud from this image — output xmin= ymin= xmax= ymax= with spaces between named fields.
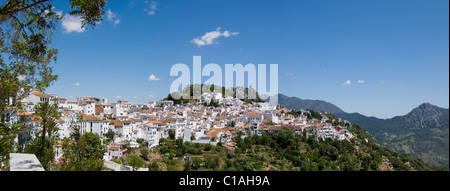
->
xmin=114 ymin=95 xmax=122 ymax=99
xmin=144 ymin=1 xmax=159 ymax=16
xmin=148 ymin=94 xmax=155 ymax=98
xmin=62 ymin=14 xmax=85 ymax=33
xmin=106 ymin=9 xmax=121 ymax=26
xmin=71 ymin=82 xmax=81 ymax=86
xmin=286 ymin=72 xmax=298 ymax=79
xmin=191 ymin=27 xmax=239 ymax=47
xmin=341 ymin=80 xmax=351 ymax=86
xmin=357 ymin=80 xmax=365 ymax=84
xmin=148 ymin=74 xmax=160 ymax=81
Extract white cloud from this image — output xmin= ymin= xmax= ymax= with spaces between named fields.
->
xmin=144 ymin=1 xmax=159 ymax=16
xmin=148 ymin=94 xmax=155 ymax=98
xmin=191 ymin=27 xmax=239 ymax=47
xmin=286 ymin=72 xmax=298 ymax=78
xmin=61 ymin=14 xmax=85 ymax=33
xmin=71 ymin=82 xmax=81 ymax=86
xmin=342 ymin=80 xmax=351 ymax=86
xmin=114 ymin=19 xmax=121 ymax=25
xmin=106 ymin=9 xmax=121 ymax=26
xmin=357 ymin=80 xmax=365 ymax=84
xmin=148 ymin=74 xmax=160 ymax=81
xmin=133 ymin=96 xmax=138 ymax=99
xmin=106 ymin=9 xmax=115 ymax=21
xmin=222 ymin=30 xmax=239 ymax=37
xmin=114 ymin=95 xmax=122 ymax=99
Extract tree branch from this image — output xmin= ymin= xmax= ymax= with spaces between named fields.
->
xmin=0 ymin=0 xmax=52 ymax=16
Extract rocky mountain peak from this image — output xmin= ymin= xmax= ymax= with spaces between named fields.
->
xmin=404 ymin=103 xmax=449 ymax=129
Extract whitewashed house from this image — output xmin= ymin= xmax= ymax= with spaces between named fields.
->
xmin=80 ymin=115 xmax=103 ymax=136
xmin=21 ymin=91 xmax=54 ymax=113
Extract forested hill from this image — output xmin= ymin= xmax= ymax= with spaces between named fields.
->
xmin=335 ymin=103 xmax=449 ymax=167
xmin=268 ymin=94 xmax=449 ymax=168
xmin=265 ymin=94 xmax=345 ymax=114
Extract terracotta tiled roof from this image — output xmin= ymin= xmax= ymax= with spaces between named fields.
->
xmin=109 ymin=120 xmax=123 ymax=127
xmin=262 ymin=119 xmax=272 ymax=123
xmin=247 ymin=113 xmax=262 ymax=117
xmin=32 ymin=91 xmax=51 ymax=98
xmin=82 ymin=115 xmax=102 ymax=121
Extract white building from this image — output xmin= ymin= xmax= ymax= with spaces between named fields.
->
xmin=80 ymin=115 xmax=103 ymax=136
xmin=21 ymin=91 xmax=55 ymax=113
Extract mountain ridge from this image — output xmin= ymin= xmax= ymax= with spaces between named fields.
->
xmin=267 ymin=94 xmax=345 ymax=114
xmin=404 ymin=102 xmax=449 ymax=129
xmin=269 ymin=93 xmax=449 ymax=167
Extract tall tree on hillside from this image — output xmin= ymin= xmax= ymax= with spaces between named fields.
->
xmin=0 ymin=0 xmax=107 ymax=165
xmin=34 ymin=100 xmax=60 ymax=157
xmin=24 ymin=99 xmax=60 ymax=170
xmin=58 ymin=115 xmax=106 ymax=171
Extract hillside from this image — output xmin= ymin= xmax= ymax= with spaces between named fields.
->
xmin=266 ymin=94 xmax=345 ymax=114
xmin=164 ymin=84 xmax=263 ymax=104
xmin=270 ymin=94 xmax=449 ymax=168
xmin=133 ymin=112 xmax=442 ymax=171
xmin=335 ymin=104 xmax=449 ymax=167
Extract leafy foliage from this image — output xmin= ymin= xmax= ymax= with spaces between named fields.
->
xmin=0 ymin=0 xmax=107 ymax=166
xmin=154 ymin=112 xmax=445 ymax=171
xmin=23 ymin=100 xmax=60 ymax=170
xmin=127 ymin=155 xmax=144 ymax=171
xmin=164 ymin=84 xmax=264 ymax=105
xmin=335 ymin=112 xmax=449 ymax=167
xmin=57 ymin=116 xmax=106 ymax=171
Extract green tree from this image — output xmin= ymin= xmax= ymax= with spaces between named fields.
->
xmin=33 ymin=100 xmax=60 ymax=157
xmin=140 ymin=148 xmax=149 ymax=161
xmin=0 ymin=0 xmax=107 ymax=167
xmin=183 ymin=160 xmax=191 ymax=171
xmin=169 ymin=130 xmax=175 ymax=140
xmin=0 ymin=120 xmax=20 ymax=169
xmin=23 ymin=100 xmax=60 ymax=170
xmin=149 ymin=162 xmax=159 ymax=171
xmin=204 ymin=155 xmax=219 ymax=170
xmin=59 ymin=116 xmax=106 ymax=171
xmin=104 ymin=129 xmax=115 ymax=141
xmin=127 ymin=155 xmax=144 ymax=171
xmin=192 ymin=157 xmax=202 ymax=171
xmin=204 ymin=143 xmax=212 ymax=151
xmin=176 ymin=138 xmax=183 ymax=148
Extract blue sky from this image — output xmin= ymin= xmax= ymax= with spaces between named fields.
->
xmin=45 ymin=0 xmax=449 ymax=119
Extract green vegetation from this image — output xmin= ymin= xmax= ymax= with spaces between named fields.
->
xmin=149 ymin=113 xmax=445 ymax=171
xmin=336 ymin=112 xmax=449 ymax=168
xmin=127 ymin=155 xmax=144 ymax=171
xmin=149 ymin=162 xmax=160 ymax=171
xmin=163 ymin=84 xmax=264 ymax=105
xmin=203 ymin=98 xmax=221 ymax=107
xmin=105 ymin=129 xmax=115 ymax=141
xmin=0 ymin=0 xmax=107 ymax=168
xmin=58 ymin=131 xmax=106 ymax=171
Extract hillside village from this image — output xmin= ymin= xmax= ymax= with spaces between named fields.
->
xmin=5 ymin=89 xmax=354 ymax=164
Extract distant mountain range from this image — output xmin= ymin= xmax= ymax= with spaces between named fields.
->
xmin=273 ymin=94 xmax=345 ymax=114
xmin=267 ymin=94 xmax=449 ymax=167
